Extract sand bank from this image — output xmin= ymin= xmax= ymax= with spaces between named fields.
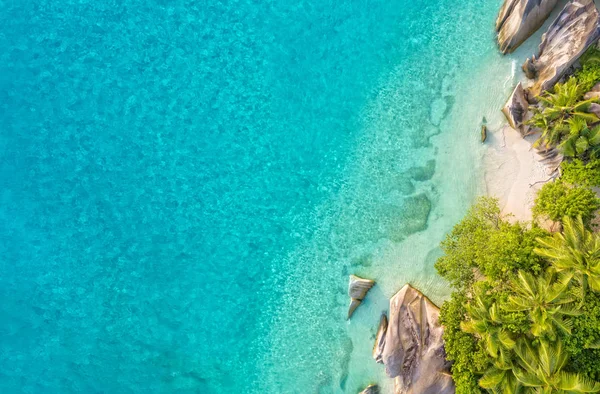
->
xmin=484 ymin=126 xmax=556 ymax=222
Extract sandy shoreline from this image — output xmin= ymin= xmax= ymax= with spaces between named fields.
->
xmin=484 ymin=126 xmax=555 ymax=222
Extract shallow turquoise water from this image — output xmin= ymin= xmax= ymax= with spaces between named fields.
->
xmin=0 ymin=0 xmax=513 ymax=393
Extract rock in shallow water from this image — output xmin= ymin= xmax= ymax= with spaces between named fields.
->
xmin=380 ymin=284 xmax=454 ymax=394
xmin=347 ymin=275 xmax=375 ymax=319
xmin=496 ymin=0 xmax=558 ymax=53
xmin=359 ymin=384 xmax=379 ymax=394
xmin=523 ymin=0 xmax=600 ymax=96
xmin=502 ymin=82 xmax=532 ymax=136
xmin=373 ymin=313 xmax=388 ymax=363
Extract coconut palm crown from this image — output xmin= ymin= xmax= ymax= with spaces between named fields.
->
xmin=461 ymin=286 xmax=516 ymax=360
xmin=503 ymin=270 xmax=580 ymax=339
xmin=528 ymin=77 xmax=600 ymax=156
xmin=513 ymin=340 xmax=600 ymax=393
xmin=535 ymin=216 xmax=600 ymax=301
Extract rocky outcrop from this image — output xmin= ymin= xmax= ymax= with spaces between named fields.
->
xmin=496 ymin=0 xmax=558 ymax=53
xmin=380 ymin=284 xmax=454 ymax=394
xmin=359 ymin=384 xmax=379 ymax=394
xmin=347 ymin=275 xmax=375 ymax=319
xmin=373 ymin=313 xmax=388 ymax=363
xmin=502 ymin=82 xmax=532 ymax=136
xmin=523 ymin=0 xmax=600 ymax=96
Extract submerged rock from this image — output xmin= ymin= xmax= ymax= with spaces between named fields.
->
xmin=502 ymin=82 xmax=532 ymax=136
xmin=409 ymin=160 xmax=436 ymax=182
xmin=347 ymin=275 xmax=375 ymax=319
xmin=496 ymin=0 xmax=558 ymax=53
xmin=398 ymin=193 xmax=432 ymax=236
xmin=380 ymin=284 xmax=454 ymax=394
xmin=359 ymin=384 xmax=379 ymax=394
xmin=372 ymin=313 xmax=388 ymax=363
xmin=523 ymin=0 xmax=600 ymax=96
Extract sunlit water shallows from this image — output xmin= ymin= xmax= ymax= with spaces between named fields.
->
xmin=1 ymin=0 xmax=518 ymax=393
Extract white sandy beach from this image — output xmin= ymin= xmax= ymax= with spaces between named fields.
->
xmin=484 ymin=126 xmax=555 ymax=222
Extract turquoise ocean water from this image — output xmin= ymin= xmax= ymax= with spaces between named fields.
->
xmin=1 ymin=0 xmax=521 ymax=393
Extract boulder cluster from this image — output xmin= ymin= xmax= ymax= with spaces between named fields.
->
xmin=348 ymin=276 xmax=453 ymax=394
xmin=499 ymin=0 xmax=600 ymax=123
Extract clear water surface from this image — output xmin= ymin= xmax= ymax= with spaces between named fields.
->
xmin=0 ymin=0 xmax=518 ymax=392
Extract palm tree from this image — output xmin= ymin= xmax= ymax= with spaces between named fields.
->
xmin=503 ymin=270 xmax=580 ymax=339
xmin=461 ymin=287 xmax=516 ymax=360
xmin=461 ymin=288 xmax=523 ymax=393
xmin=528 ymin=77 xmax=599 ymax=152
xmin=513 ymin=339 xmax=600 ymax=393
xmin=535 ymin=216 xmax=600 ymax=301
xmin=479 ymin=362 xmax=523 ymax=394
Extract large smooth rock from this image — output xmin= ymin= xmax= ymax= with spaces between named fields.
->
xmin=502 ymin=82 xmax=532 ymax=136
xmin=347 ymin=275 xmax=375 ymax=319
xmin=496 ymin=0 xmax=558 ymax=53
xmin=373 ymin=313 xmax=388 ymax=363
xmin=380 ymin=284 xmax=454 ymax=394
xmin=523 ymin=0 xmax=600 ymax=96
xmin=359 ymin=384 xmax=379 ymax=394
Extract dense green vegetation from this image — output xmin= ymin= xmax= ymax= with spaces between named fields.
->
xmin=436 ymin=198 xmax=600 ymax=393
xmin=533 ymin=158 xmax=600 ymax=226
xmin=561 ymin=159 xmax=600 ymax=187
xmin=528 ymin=78 xmax=600 ymax=157
xmin=527 ymin=47 xmax=600 ymax=160
xmin=533 ymin=179 xmax=600 ymax=225
xmin=576 ymin=47 xmax=600 ymax=93
xmin=436 ymin=47 xmax=600 ymax=394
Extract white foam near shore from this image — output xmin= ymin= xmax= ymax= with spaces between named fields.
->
xmin=484 ymin=127 xmax=551 ymax=222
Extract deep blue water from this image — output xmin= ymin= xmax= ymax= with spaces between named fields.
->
xmin=0 ymin=0 xmax=506 ymax=393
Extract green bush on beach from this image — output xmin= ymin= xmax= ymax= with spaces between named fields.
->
xmin=435 ymin=197 xmax=546 ymax=288
xmin=533 ymin=179 xmax=600 ymax=224
xmin=561 ymin=159 xmax=600 ymax=187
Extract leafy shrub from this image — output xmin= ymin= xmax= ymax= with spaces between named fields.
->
xmin=439 ymin=291 xmax=486 ymax=394
xmin=576 ymin=46 xmax=600 ymax=92
xmin=533 ymin=180 xmax=600 ymax=224
xmin=575 ymin=63 xmax=600 ymax=93
xmin=479 ymin=223 xmax=547 ymax=280
xmin=436 ymin=197 xmax=547 ymax=288
xmin=561 ymin=159 xmax=600 ymax=187
xmin=564 ymin=291 xmax=600 ymax=380
xmin=435 ymin=198 xmax=497 ymax=289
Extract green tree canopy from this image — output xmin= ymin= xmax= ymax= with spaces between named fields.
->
xmin=533 ymin=181 xmax=600 ymax=225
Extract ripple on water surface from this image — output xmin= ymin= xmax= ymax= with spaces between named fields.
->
xmin=1 ymin=0 xmax=516 ymax=393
